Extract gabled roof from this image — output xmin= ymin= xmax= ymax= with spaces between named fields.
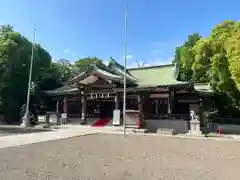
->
xmin=68 ymin=64 xmax=124 ymax=85
xmin=108 ymin=58 xmax=138 ymax=82
xmin=128 ymin=64 xmax=190 ymax=87
xmin=46 ymin=60 xmax=200 ymax=95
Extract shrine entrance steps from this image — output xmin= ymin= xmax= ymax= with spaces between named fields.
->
xmin=67 ymin=117 xmax=113 ymax=127
xmin=91 ymin=117 xmax=112 ymax=127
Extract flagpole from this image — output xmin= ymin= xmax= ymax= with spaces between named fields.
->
xmin=21 ymin=29 xmax=36 ymax=127
xmin=123 ymin=4 xmax=128 ymax=137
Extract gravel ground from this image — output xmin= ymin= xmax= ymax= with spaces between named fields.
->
xmin=0 ymin=128 xmax=51 ymax=137
xmin=0 ymin=134 xmax=240 ymax=180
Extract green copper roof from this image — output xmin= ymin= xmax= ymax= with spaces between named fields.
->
xmin=128 ymin=64 xmax=190 ymax=87
xmin=93 ymin=64 xmax=123 ymax=80
xmin=68 ymin=64 xmax=123 ymax=85
xmin=194 ymin=83 xmax=213 ymax=93
xmin=108 ymin=58 xmax=138 ymax=82
xmin=46 ymin=61 xmax=195 ymax=95
xmin=45 ymin=86 xmax=78 ymax=95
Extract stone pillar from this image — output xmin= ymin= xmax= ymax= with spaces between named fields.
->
xmin=189 ymin=111 xmax=202 ymax=136
xmin=81 ymin=93 xmax=87 ymax=125
xmin=114 ymin=92 xmax=119 ymax=109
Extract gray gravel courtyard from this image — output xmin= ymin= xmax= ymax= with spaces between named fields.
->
xmin=0 ymin=133 xmax=240 ymax=180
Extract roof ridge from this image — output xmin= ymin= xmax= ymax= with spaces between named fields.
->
xmin=128 ymin=63 xmax=175 ymax=70
xmin=108 ymin=58 xmax=138 ymax=82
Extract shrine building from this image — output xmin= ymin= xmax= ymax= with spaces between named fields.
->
xmin=46 ymin=59 xmax=213 ymax=133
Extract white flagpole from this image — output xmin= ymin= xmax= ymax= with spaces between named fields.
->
xmin=21 ymin=29 xmax=36 ymax=127
xmin=123 ymin=4 xmax=128 ymax=137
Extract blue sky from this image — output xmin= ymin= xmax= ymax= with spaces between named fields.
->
xmin=1 ymin=0 xmax=240 ymax=67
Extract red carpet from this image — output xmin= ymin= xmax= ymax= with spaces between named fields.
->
xmin=91 ymin=117 xmax=112 ymax=127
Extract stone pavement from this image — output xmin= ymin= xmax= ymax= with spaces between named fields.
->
xmin=0 ymin=128 xmax=100 ymax=149
xmin=0 ymin=125 xmax=134 ymax=149
xmin=0 ymin=125 xmax=128 ymax=149
xmin=1 ymin=124 xmax=240 ymax=149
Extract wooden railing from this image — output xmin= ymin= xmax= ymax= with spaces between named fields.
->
xmin=148 ymin=114 xmax=189 ymax=120
xmin=208 ymin=115 xmax=240 ymax=125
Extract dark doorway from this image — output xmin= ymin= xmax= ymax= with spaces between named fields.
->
xmin=100 ymin=101 xmax=114 ymax=118
xmin=174 ymin=102 xmax=190 ymax=114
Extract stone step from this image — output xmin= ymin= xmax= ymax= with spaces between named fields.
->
xmin=132 ymin=128 xmax=148 ymax=133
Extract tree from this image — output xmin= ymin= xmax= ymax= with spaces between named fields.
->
xmin=53 ymin=59 xmax=77 ymax=82
xmin=0 ymin=25 xmax=13 ymax=34
xmin=191 ymin=38 xmax=212 ymax=82
xmin=225 ymin=32 xmax=240 ymax=93
xmin=173 ymin=33 xmax=202 ymax=81
xmin=173 ymin=20 xmax=240 ymax=112
xmin=0 ymin=25 xmax=52 ymax=123
xmin=209 ymin=20 xmax=239 ymax=104
xmin=74 ymin=56 xmax=106 ymax=71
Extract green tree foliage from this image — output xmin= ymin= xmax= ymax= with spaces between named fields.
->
xmin=74 ymin=56 xmax=106 ymax=71
xmin=225 ymin=32 xmax=240 ymax=92
xmin=191 ymin=38 xmax=212 ymax=82
xmin=208 ymin=20 xmax=238 ymax=101
xmin=53 ymin=59 xmax=77 ymax=82
xmin=174 ymin=33 xmax=202 ymax=81
xmin=0 ymin=25 xmax=52 ymax=122
xmin=0 ymin=24 xmax=110 ymax=123
xmin=174 ymin=20 xmax=240 ymax=108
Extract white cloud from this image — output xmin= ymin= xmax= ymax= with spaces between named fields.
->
xmin=120 ymin=54 xmax=132 ymax=60
xmin=63 ymin=49 xmax=72 ymax=53
xmin=126 ymin=54 xmax=133 ymax=59
xmin=121 ymin=54 xmax=133 ymax=60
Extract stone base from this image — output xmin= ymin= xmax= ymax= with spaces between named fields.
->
xmin=35 ymin=124 xmax=51 ymax=129
xmin=132 ymin=128 xmax=148 ymax=133
xmin=188 ymin=130 xmax=203 ymax=136
xmin=157 ymin=128 xmax=174 ymax=135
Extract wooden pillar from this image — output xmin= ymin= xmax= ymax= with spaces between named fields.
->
xmin=56 ymin=99 xmax=59 ymax=113
xmin=137 ymin=94 xmax=144 ymax=128
xmin=61 ymin=97 xmax=68 ymax=124
xmin=199 ymin=97 xmax=204 ymax=127
xmin=114 ymin=92 xmax=119 ymax=109
xmin=168 ymin=87 xmax=174 ymax=114
xmin=142 ymin=92 xmax=151 ymax=120
xmin=81 ymin=92 xmax=87 ymax=125
xmin=63 ymin=97 xmax=68 ymax=114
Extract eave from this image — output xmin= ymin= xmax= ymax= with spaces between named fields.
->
xmin=67 ymin=64 xmax=124 ymax=86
